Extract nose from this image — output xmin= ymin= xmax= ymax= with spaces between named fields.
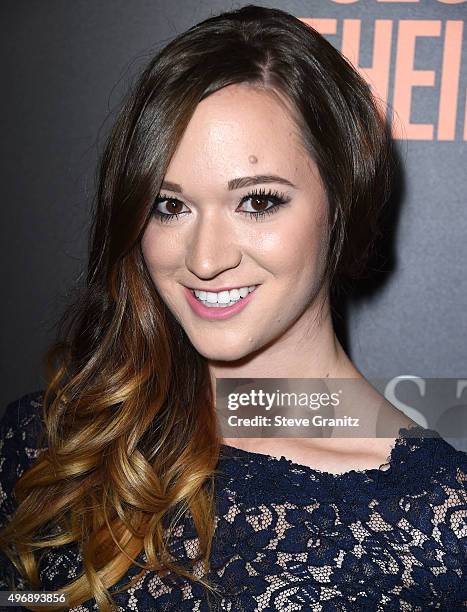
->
xmin=185 ymin=209 xmax=243 ymax=279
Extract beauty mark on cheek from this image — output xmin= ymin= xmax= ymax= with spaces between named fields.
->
xmin=248 ymin=155 xmax=258 ymax=164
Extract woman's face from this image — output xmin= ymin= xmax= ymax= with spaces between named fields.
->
xmin=141 ymin=83 xmax=330 ymax=362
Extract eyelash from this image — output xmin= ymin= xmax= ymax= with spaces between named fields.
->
xmin=151 ymin=187 xmax=291 ymax=224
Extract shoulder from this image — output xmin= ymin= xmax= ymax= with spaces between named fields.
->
xmin=391 ymin=427 xmax=467 ymax=537
xmin=393 ymin=426 xmax=466 ymax=491
xmin=0 ymin=390 xmax=48 ymax=526
xmin=423 ymin=431 xmax=467 ymax=509
xmin=399 ymin=426 xmax=467 ymax=484
xmin=0 ymin=390 xmax=48 ymax=590
xmin=0 ymin=389 xmax=46 ymax=441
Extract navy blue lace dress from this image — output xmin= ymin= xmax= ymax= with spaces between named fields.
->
xmin=0 ymin=391 xmax=466 ymax=611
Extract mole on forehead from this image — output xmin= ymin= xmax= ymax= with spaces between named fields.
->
xmin=248 ymin=155 xmax=258 ymax=164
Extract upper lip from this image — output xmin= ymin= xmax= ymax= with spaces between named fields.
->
xmin=186 ymin=284 xmax=259 ymax=293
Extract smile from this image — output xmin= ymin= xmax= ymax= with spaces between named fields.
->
xmin=184 ymin=285 xmax=259 ymax=320
xmin=192 ymin=285 xmax=257 ymax=307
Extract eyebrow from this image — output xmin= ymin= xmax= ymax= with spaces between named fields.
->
xmin=160 ymin=174 xmax=297 ymax=194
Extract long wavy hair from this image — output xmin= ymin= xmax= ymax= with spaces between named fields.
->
xmin=0 ymin=5 xmax=395 ymax=610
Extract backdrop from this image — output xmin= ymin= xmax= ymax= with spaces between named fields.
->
xmin=1 ymin=1 xmax=466 ymax=444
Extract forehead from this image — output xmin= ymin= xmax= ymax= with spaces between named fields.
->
xmin=164 ymin=83 xmax=315 ymax=186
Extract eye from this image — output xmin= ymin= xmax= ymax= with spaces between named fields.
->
xmin=151 ymin=187 xmax=291 ymax=224
xmin=237 ymin=187 xmax=291 ymax=221
xmin=151 ymin=196 xmax=189 ymax=223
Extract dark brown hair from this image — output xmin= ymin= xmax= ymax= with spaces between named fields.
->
xmin=0 ymin=5 xmax=395 ymax=610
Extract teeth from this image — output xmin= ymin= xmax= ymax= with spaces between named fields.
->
xmin=193 ymin=285 xmax=257 ymax=307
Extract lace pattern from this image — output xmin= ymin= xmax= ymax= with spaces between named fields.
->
xmin=0 ymin=391 xmax=466 ymax=611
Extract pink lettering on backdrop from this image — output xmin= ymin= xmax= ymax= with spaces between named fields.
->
xmin=301 ymin=16 xmax=466 ymax=141
xmin=302 ymin=18 xmax=337 ymax=35
xmin=438 ymin=21 xmax=463 ymax=140
xmin=341 ymin=19 xmax=392 ymax=120
xmin=393 ymin=20 xmax=441 ymax=140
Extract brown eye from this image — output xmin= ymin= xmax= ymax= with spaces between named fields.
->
xmin=166 ymin=200 xmax=183 ymax=215
xmin=158 ymin=199 xmax=184 ymax=214
xmin=238 ymin=188 xmax=290 ymax=221
xmin=152 ymin=188 xmax=290 ymax=224
xmin=152 ymin=196 xmax=189 ymax=223
xmin=248 ymin=196 xmax=270 ymax=212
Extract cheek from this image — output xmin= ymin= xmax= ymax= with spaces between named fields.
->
xmin=298 ymin=202 xmax=330 ymax=270
xmin=257 ymin=209 xmax=328 ymax=281
xmin=141 ymin=230 xmax=186 ymax=316
xmin=141 ymin=227 xmax=181 ymax=281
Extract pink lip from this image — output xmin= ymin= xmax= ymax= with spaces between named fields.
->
xmin=187 ymin=285 xmax=253 ymax=292
xmin=184 ymin=286 xmax=258 ymax=320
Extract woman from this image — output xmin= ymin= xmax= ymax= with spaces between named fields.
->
xmin=0 ymin=5 xmax=465 ymax=611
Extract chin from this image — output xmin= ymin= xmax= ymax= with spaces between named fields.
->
xmin=190 ymin=337 xmax=256 ymax=362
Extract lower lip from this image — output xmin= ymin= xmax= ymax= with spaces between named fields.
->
xmin=184 ymin=286 xmax=258 ymax=320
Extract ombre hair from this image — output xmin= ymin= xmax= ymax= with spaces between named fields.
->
xmin=0 ymin=5 xmax=395 ymax=610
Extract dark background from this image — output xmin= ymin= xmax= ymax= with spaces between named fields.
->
xmin=1 ymin=1 xmax=466 ymax=434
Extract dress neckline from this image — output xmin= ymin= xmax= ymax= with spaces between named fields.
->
xmin=219 ymin=424 xmax=439 ymax=481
